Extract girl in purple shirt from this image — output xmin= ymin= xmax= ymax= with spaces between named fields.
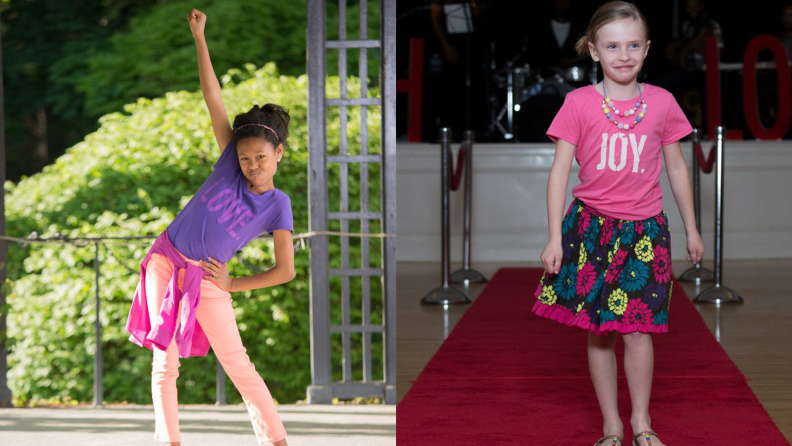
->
xmin=126 ymin=8 xmax=295 ymax=446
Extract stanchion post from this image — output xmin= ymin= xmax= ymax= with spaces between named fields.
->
xmin=422 ymin=128 xmax=470 ymax=305
xmin=452 ymin=130 xmax=487 ymax=284
xmin=679 ymin=128 xmax=714 ymax=283
xmin=695 ymin=126 xmax=743 ymax=303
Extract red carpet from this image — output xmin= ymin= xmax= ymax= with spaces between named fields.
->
xmin=397 ymin=268 xmax=791 ymax=445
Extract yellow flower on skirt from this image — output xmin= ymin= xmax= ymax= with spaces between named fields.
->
xmin=635 ymin=235 xmax=654 ymax=262
xmin=608 ymin=238 xmax=621 ymax=263
xmin=540 ymin=285 xmax=558 ymax=305
xmin=608 ymin=288 xmax=628 ymax=315
xmin=578 ymin=243 xmax=587 ymax=270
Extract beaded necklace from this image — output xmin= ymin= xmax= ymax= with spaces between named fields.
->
xmin=600 ymin=82 xmax=647 ymax=131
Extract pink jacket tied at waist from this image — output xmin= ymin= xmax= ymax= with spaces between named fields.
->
xmin=125 ymin=230 xmax=221 ymax=358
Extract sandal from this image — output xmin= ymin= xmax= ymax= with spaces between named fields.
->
xmin=594 ymin=435 xmax=623 ymax=446
xmin=632 ymin=430 xmax=661 ymax=446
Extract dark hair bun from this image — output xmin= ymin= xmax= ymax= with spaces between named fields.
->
xmin=232 ymin=103 xmax=290 ymax=149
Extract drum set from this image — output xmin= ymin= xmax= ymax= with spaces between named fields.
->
xmin=486 ymin=54 xmax=599 ymax=142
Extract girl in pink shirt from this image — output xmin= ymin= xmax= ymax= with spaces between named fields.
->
xmin=531 ymin=2 xmax=705 ymax=445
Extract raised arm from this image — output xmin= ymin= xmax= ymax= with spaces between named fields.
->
xmin=187 ymin=9 xmax=233 ymax=153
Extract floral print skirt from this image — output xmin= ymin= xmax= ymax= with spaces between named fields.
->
xmin=531 ymin=198 xmax=673 ymax=335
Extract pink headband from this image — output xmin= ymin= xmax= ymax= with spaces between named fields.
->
xmin=234 ymin=123 xmax=280 ymax=141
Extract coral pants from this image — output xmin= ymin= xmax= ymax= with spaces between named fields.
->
xmin=145 ymin=250 xmax=287 ymax=444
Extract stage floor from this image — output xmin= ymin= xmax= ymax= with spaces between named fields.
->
xmin=397 ymin=259 xmax=792 ymax=441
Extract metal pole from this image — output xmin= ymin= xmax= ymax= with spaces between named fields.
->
xmin=422 ymin=128 xmax=470 ymax=304
xmin=216 ymin=362 xmax=226 ymax=405
xmin=505 ymin=65 xmax=514 ymax=140
xmin=695 ymin=126 xmax=742 ymax=303
xmin=452 ymin=130 xmax=487 ymax=284
xmin=679 ymin=128 xmax=714 ymax=283
xmin=93 ymin=242 xmax=103 ymax=408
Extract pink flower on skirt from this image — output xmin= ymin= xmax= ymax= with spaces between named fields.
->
xmin=623 ymin=299 xmax=653 ymax=325
xmin=653 ymin=245 xmax=672 ymax=283
xmin=577 ymin=262 xmax=597 ymax=296
xmin=578 ymin=211 xmax=591 ymax=237
xmin=600 ymin=218 xmax=614 ymax=246
xmin=605 ymin=249 xmax=628 ymax=284
xmin=635 ymin=221 xmax=644 ymax=235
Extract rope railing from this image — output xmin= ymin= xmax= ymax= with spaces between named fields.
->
xmin=0 ymin=227 xmax=395 ymax=407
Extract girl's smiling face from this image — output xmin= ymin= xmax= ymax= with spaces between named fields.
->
xmin=588 ymin=18 xmax=650 ymax=85
xmin=236 ymin=138 xmax=282 ymax=191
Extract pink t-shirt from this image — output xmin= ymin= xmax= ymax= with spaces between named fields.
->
xmin=547 ymin=83 xmax=692 ymax=220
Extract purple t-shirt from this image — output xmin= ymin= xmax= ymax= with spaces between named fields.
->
xmin=166 ymin=141 xmax=293 ymax=262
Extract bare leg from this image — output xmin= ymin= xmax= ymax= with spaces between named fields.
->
xmin=588 ymin=331 xmax=623 ymax=440
xmin=273 ymin=439 xmax=288 ymax=446
xmin=623 ymin=332 xmax=665 ymax=446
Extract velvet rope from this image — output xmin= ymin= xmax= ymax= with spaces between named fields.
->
xmin=449 ymin=144 xmax=467 ymax=192
xmin=693 ymin=141 xmax=717 ymax=174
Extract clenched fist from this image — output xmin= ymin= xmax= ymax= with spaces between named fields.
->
xmin=186 ymin=8 xmax=206 ymax=37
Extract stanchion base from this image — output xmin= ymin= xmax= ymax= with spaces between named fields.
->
xmin=450 ymin=268 xmax=489 ymax=284
xmin=694 ymin=284 xmax=743 ymax=304
xmin=421 ymin=286 xmax=471 ymax=305
xmin=678 ymin=265 xmax=715 ymax=284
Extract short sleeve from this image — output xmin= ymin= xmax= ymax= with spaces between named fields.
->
xmin=661 ymin=94 xmax=694 ymax=146
xmin=267 ymin=196 xmax=294 ymax=235
xmin=546 ymin=93 xmax=581 ymax=145
xmin=213 ymin=141 xmax=237 ymax=170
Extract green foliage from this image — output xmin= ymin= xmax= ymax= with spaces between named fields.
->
xmin=78 ymin=0 xmax=381 ymax=118
xmin=3 ymin=62 xmax=383 ymax=405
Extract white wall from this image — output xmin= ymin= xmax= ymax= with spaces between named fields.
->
xmin=396 ymin=141 xmax=792 ymax=263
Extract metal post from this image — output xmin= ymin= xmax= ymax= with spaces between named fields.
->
xmin=505 ymin=65 xmax=514 ymax=140
xmin=215 ymin=362 xmax=226 ymax=405
xmin=92 ymin=242 xmax=103 ymax=408
xmin=695 ymin=126 xmax=743 ymax=303
xmin=679 ymin=128 xmax=714 ymax=283
xmin=452 ymin=130 xmax=487 ymax=284
xmin=422 ymin=128 xmax=470 ymax=305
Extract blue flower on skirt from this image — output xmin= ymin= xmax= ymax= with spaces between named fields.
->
xmin=643 ymin=219 xmax=660 ymax=241
xmin=583 ymin=219 xmax=600 ymax=253
xmin=562 ymin=232 xmax=578 ymax=260
xmin=620 ymin=257 xmax=650 ymax=292
xmin=586 ymin=272 xmax=605 ymax=302
xmin=653 ymin=310 xmax=668 ymax=325
xmin=554 ymin=263 xmax=578 ymax=300
xmin=600 ymin=310 xmax=616 ymax=323
xmin=562 ymin=208 xmax=576 ymax=235
xmin=643 ymin=283 xmax=668 ymax=309
xmin=608 ymin=223 xmax=619 ymax=247
xmin=620 ymin=221 xmax=635 ymax=245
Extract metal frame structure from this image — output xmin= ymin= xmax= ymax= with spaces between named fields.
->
xmin=306 ymin=0 xmax=396 ymax=404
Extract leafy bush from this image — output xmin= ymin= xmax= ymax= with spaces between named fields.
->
xmin=3 ymin=62 xmax=382 ymax=405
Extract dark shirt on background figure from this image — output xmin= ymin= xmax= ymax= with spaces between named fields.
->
xmin=780 ymin=4 xmax=792 ymax=62
xmin=666 ymin=0 xmax=723 ymax=72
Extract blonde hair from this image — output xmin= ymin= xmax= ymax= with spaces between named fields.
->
xmin=575 ymin=1 xmax=650 ymax=56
